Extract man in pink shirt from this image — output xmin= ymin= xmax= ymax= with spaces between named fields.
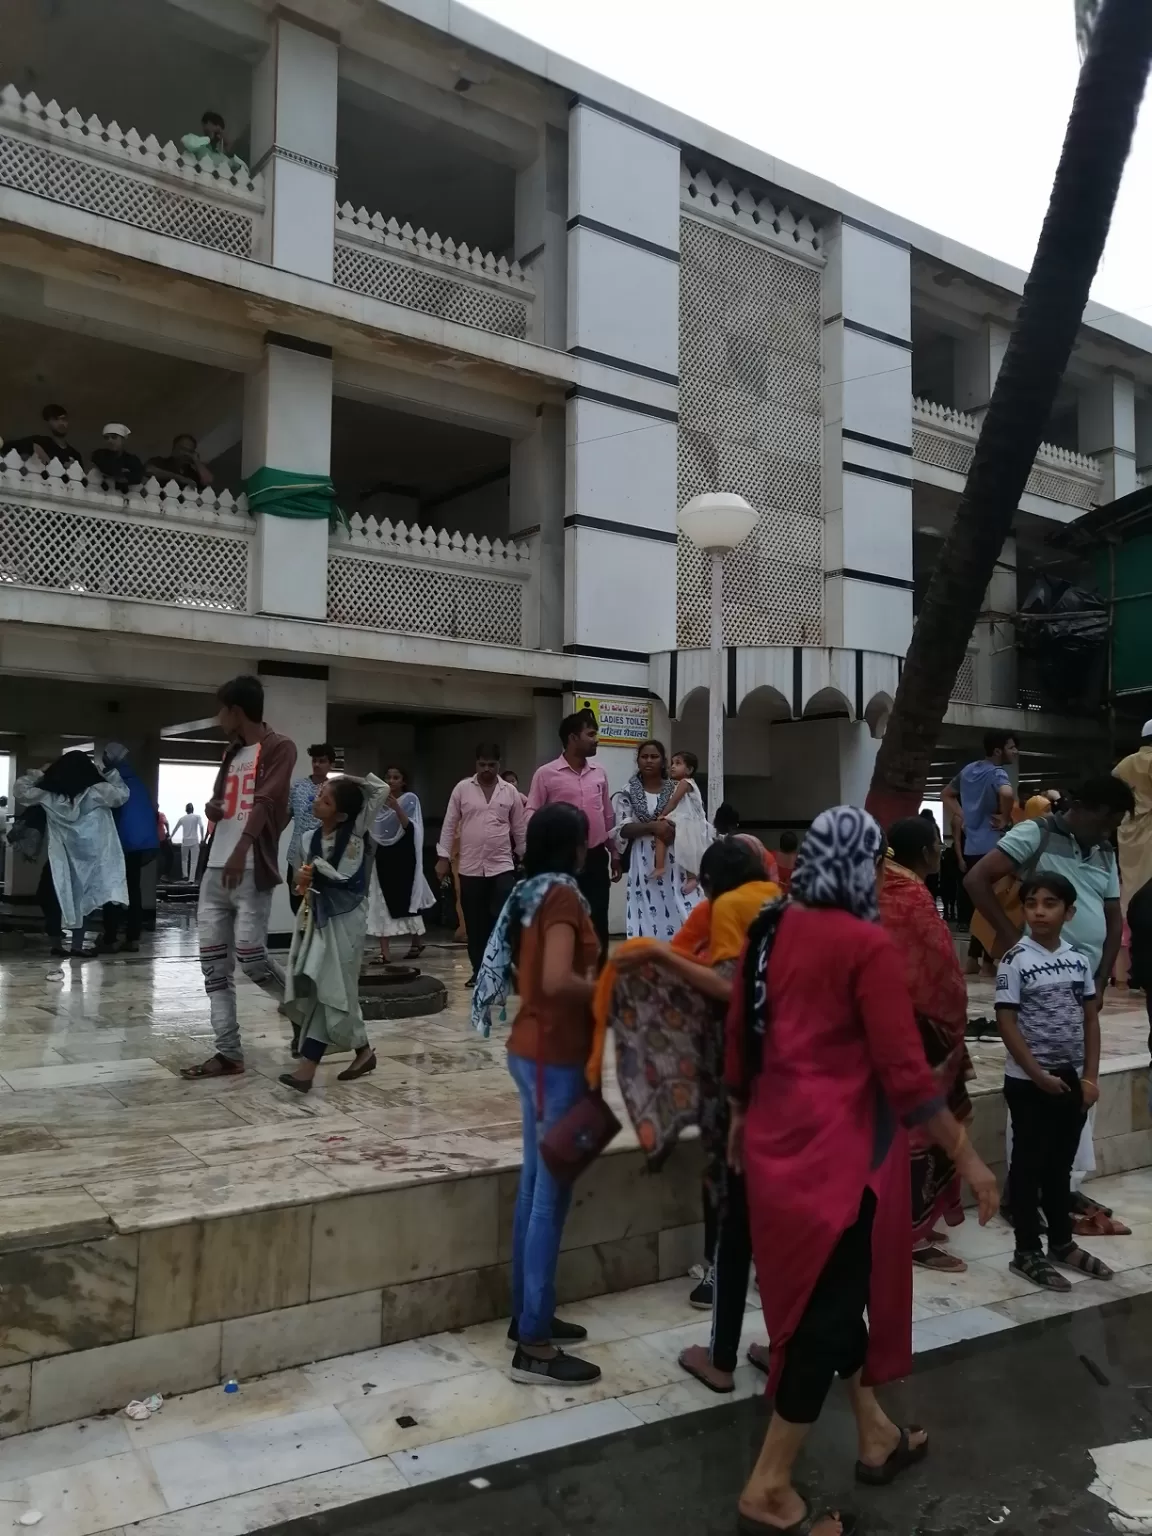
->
xmin=526 ymin=710 xmax=618 ymax=961
xmin=436 ymin=744 xmax=527 ymax=985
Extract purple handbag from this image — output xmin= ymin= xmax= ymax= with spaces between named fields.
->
xmin=537 ymin=1055 xmax=621 ymax=1185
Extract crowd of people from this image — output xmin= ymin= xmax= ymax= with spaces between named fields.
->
xmin=5 ymin=403 xmax=215 ymax=493
xmin=10 ymin=684 xmax=1152 ymax=1533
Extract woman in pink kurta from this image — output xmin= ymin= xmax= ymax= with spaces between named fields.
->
xmin=725 ymin=807 xmax=998 ymax=1536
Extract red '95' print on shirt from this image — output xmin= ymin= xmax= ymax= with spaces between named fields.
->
xmin=221 ymin=760 xmax=258 ymax=822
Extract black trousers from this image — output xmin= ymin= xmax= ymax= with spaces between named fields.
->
xmin=577 ymin=843 xmax=611 ymax=962
xmin=287 ymin=866 xmax=303 ymax=916
xmin=1126 ymin=878 xmax=1152 ymax=1056
xmin=37 ymin=861 xmax=62 ymax=939
xmin=709 ymin=1172 xmax=753 ymax=1374
xmin=103 ymin=849 xmax=154 ymax=943
xmin=775 ymin=1189 xmax=876 ymax=1425
xmin=458 ymin=870 xmax=517 ymax=976
xmin=1004 ymin=1069 xmax=1085 ymax=1253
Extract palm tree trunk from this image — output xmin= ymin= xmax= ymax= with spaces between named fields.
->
xmin=866 ymin=0 xmax=1152 ymax=830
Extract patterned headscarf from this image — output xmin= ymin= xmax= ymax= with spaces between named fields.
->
xmin=789 ymin=805 xmax=884 ymax=922
xmin=736 ymin=805 xmax=884 ymax=1086
xmin=471 ymin=872 xmax=590 ymax=1037
xmin=626 ymin=773 xmax=673 ymax=823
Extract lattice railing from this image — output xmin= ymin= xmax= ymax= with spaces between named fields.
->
xmin=0 ymin=84 xmax=263 ymax=258
xmin=334 ymin=205 xmax=532 ymax=340
xmin=328 ymin=513 xmax=534 ymax=647
xmin=677 ymin=214 xmax=824 ymax=647
xmin=950 ymin=650 xmax=978 ymax=705
xmin=0 ymin=454 xmax=251 ymax=613
xmin=912 ymin=397 xmax=1104 ymax=511
xmin=680 ymin=164 xmax=823 ymax=263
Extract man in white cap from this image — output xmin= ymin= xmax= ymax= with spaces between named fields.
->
xmin=1115 ymin=721 xmax=1152 ymax=1055
xmin=92 ymin=425 xmax=144 ymax=492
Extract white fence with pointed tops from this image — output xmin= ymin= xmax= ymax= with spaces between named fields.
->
xmin=334 ymin=204 xmax=534 ymax=340
xmin=680 ymin=163 xmax=823 ymax=263
xmin=912 ymin=397 xmax=1104 ymax=512
xmin=0 ymin=453 xmax=253 ymax=614
xmin=328 ymin=512 xmax=539 ymax=648
xmin=0 ymin=83 xmax=264 ymax=258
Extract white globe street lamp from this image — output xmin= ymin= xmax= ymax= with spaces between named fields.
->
xmin=677 ymin=493 xmax=758 ymax=821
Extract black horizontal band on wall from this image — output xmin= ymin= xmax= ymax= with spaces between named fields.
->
xmin=565 ymin=385 xmax=679 ymax=424
xmin=842 ymin=427 xmax=913 ymax=456
xmin=566 ymin=216 xmax=680 ymax=264
xmin=564 ymin=514 xmax=678 ymax=544
xmin=257 ymin=660 xmax=330 ymax=680
xmin=843 ymin=461 xmax=913 ymax=489
xmin=263 ymin=331 xmax=333 ymax=359
xmin=568 ymin=346 xmax=679 ymax=387
xmin=564 ymin=643 xmax=650 ymax=663
xmin=842 ymin=317 xmax=913 ymax=351
xmin=572 ymin=680 xmax=656 ymax=700
xmin=828 ymin=568 xmax=916 ymax=591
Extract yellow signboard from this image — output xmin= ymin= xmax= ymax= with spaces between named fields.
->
xmin=576 ymin=696 xmax=653 ymax=747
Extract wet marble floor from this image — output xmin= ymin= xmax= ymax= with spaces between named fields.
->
xmin=0 ymin=915 xmax=1147 ymax=1247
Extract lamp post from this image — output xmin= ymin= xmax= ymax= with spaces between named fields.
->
xmin=676 ymin=493 xmax=758 ymax=822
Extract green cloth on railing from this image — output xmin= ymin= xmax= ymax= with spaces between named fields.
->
xmin=243 ymin=466 xmax=345 ymax=525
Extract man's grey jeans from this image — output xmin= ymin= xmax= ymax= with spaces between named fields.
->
xmin=198 ymin=868 xmax=285 ymax=1062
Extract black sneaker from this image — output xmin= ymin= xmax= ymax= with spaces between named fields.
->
xmin=510 ymin=1346 xmax=601 ymax=1387
xmin=465 ymin=973 xmax=477 ymax=988
xmin=507 ymin=1317 xmax=589 ymax=1349
xmin=688 ymin=1264 xmax=714 ymax=1310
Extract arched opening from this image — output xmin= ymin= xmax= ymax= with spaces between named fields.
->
xmin=802 ymin=686 xmax=853 ymax=721
xmin=864 ymin=691 xmax=895 ymax=739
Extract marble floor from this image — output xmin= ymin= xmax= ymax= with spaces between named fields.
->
xmin=0 ymin=916 xmax=1148 ymax=1246
xmin=0 ymin=1166 xmax=1147 ymax=1536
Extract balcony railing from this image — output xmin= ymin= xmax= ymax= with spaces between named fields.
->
xmin=328 ymin=513 xmax=538 ymax=648
xmin=912 ymin=398 xmax=1104 ymax=512
xmin=0 ymin=454 xmax=252 ymax=612
xmin=334 ymin=204 xmax=533 ymax=341
xmin=0 ymin=85 xmax=264 ymax=258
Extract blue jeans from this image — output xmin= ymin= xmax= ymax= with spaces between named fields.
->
xmin=508 ymin=1051 xmax=587 ymax=1343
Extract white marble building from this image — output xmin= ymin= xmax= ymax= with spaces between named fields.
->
xmin=1 ymin=0 xmax=1148 ymax=931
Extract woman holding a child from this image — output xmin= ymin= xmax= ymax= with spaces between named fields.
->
xmin=615 ymin=739 xmax=704 ymax=941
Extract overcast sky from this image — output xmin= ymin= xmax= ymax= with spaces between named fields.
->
xmin=469 ymin=0 xmax=1152 ymax=326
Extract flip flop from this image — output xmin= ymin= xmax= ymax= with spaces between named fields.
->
xmin=179 ymin=1054 xmax=244 ymax=1080
xmin=913 ymin=1245 xmax=967 ymax=1273
xmin=677 ymin=1347 xmax=734 ymax=1395
xmin=737 ymin=1500 xmax=858 ymax=1535
xmin=855 ymin=1424 xmax=928 ymax=1486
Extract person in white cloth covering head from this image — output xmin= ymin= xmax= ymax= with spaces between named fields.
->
xmin=366 ymin=765 xmax=435 ymax=963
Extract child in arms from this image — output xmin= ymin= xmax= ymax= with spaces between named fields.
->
xmin=655 ymin=750 xmax=712 ymax=889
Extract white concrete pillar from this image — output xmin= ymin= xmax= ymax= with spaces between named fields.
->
xmin=1079 ymin=372 xmax=1138 ymax=502
xmin=972 ymin=538 xmax=1017 ymax=709
xmin=1136 ymin=396 xmax=1152 ymax=483
xmin=822 ymin=217 xmax=914 ymax=655
xmin=251 ymin=12 xmax=339 ymax=281
xmin=510 ymin=405 xmax=565 ymax=652
xmin=243 ymin=335 xmax=333 ymax=622
xmin=564 ymin=101 xmax=679 ymax=660
xmin=258 ymin=666 xmax=327 ymax=942
xmin=953 ymin=319 xmax=1012 ymax=418
xmin=515 ymin=125 xmax=568 ymax=350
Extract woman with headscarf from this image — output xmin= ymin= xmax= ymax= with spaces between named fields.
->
xmin=879 ymin=817 xmax=974 ymax=1274
xmin=593 ymin=834 xmax=780 ymax=1382
xmin=727 ymin=806 xmax=999 ymax=1536
xmin=366 ymin=766 xmax=435 ymax=963
xmin=15 ymin=751 xmax=129 ymax=959
xmin=615 ymin=739 xmax=701 ymax=941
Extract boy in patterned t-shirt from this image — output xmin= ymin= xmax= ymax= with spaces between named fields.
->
xmin=996 ymin=873 xmax=1113 ymax=1292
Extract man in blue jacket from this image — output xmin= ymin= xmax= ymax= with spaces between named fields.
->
xmin=101 ymin=743 xmax=159 ymax=952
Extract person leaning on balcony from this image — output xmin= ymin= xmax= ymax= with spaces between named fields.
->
xmin=145 ymin=434 xmax=214 ymax=492
xmin=10 ymin=403 xmax=84 ymax=469
xmin=181 ymin=110 xmax=248 ymax=175
xmin=91 ymin=424 xmax=144 ymax=492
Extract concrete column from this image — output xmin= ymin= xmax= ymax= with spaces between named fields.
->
xmin=822 ymin=217 xmax=914 ymax=655
xmin=530 ymin=691 xmax=563 ymax=768
xmin=243 ymin=336 xmax=333 ymax=621
xmin=953 ymin=319 xmax=1012 ymax=418
xmin=1079 ymin=373 xmax=1138 ymax=503
xmin=971 ymin=538 xmax=1017 ymax=709
xmin=258 ymin=666 xmax=327 ymax=942
xmin=251 ymin=12 xmax=339 ymax=281
xmin=510 ymin=405 xmax=565 ymax=652
xmin=1136 ymin=397 xmax=1152 ymax=483
xmin=564 ymin=101 xmax=679 ymax=659
xmin=515 ymin=125 xmax=568 ymax=349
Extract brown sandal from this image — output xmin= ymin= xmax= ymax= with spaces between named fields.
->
xmin=180 ymin=1054 xmax=244 ymax=1080
xmin=913 ymin=1245 xmax=967 ymax=1273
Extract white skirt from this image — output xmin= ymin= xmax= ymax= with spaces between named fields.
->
xmin=366 ymin=865 xmax=427 ymax=939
